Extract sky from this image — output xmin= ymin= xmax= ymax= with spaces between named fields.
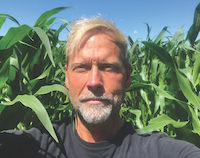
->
xmin=0 ymin=0 xmax=200 ymax=41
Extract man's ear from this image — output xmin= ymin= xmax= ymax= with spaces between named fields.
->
xmin=125 ymin=64 xmax=132 ymax=88
xmin=65 ymin=65 xmax=69 ymax=89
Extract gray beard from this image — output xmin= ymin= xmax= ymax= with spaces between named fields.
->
xmin=77 ymin=103 xmax=112 ymax=124
xmin=70 ymin=93 xmax=124 ymax=124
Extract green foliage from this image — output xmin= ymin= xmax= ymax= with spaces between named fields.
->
xmin=187 ymin=3 xmax=200 ymax=46
xmin=3 ymin=95 xmax=58 ymax=142
xmin=0 ymin=7 xmax=72 ymax=142
xmin=0 ymin=4 xmax=200 ymax=147
xmin=122 ymin=3 xmax=200 ymax=147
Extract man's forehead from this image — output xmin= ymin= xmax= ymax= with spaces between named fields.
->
xmin=69 ymin=34 xmax=120 ymax=57
xmin=78 ymin=31 xmax=116 ymax=49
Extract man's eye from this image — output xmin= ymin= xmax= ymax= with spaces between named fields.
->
xmin=100 ymin=64 xmax=119 ymax=72
xmin=73 ymin=65 xmax=89 ymax=72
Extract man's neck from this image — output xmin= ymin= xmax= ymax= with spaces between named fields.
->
xmin=75 ymin=114 xmax=123 ymax=143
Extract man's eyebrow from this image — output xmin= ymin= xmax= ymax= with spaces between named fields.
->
xmin=70 ymin=62 xmax=88 ymax=66
xmin=70 ymin=61 xmax=123 ymax=67
xmin=99 ymin=61 xmax=122 ymax=66
xmin=69 ymin=62 xmax=84 ymax=68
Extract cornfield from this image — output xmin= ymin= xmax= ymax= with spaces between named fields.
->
xmin=0 ymin=4 xmax=200 ymax=147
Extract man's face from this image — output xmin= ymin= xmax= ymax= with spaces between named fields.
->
xmin=65 ymin=33 xmax=130 ymax=124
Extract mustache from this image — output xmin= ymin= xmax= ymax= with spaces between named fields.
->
xmin=78 ymin=94 xmax=114 ymax=104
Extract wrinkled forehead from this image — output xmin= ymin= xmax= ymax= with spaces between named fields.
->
xmin=69 ymin=30 xmax=124 ymax=62
xmin=77 ymin=29 xmax=115 ymax=51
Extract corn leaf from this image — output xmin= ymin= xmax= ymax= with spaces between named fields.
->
xmin=186 ymin=3 xmax=200 ymax=45
xmin=0 ymin=25 xmax=31 ymax=50
xmin=171 ymin=27 xmax=185 ymax=44
xmin=33 ymin=27 xmax=55 ymax=67
xmin=34 ymin=66 xmax=52 ymax=80
xmin=34 ymin=84 xmax=68 ymax=96
xmin=128 ymin=82 xmax=177 ymax=100
xmin=0 ymin=13 xmax=20 ymax=26
xmin=189 ymin=106 xmax=200 ymax=135
xmin=193 ymin=51 xmax=200 ymax=85
xmin=0 ymin=58 xmax=9 ymax=89
xmin=34 ymin=7 xmax=71 ymax=27
xmin=0 ymin=17 xmax=6 ymax=29
xmin=1 ymin=95 xmax=58 ymax=142
xmin=128 ymin=109 xmax=143 ymax=128
xmin=145 ymin=23 xmax=151 ymax=41
xmin=142 ymin=41 xmax=174 ymax=68
xmin=46 ymin=17 xmax=56 ymax=26
xmin=136 ymin=114 xmax=188 ymax=134
xmin=175 ymin=68 xmax=200 ymax=109
xmin=55 ymin=22 xmax=69 ymax=38
xmin=154 ymin=26 xmax=168 ymax=44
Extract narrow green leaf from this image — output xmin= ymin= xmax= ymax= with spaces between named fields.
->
xmin=128 ymin=82 xmax=177 ymax=100
xmin=34 ymin=84 xmax=68 ymax=96
xmin=186 ymin=3 xmax=200 ymax=45
xmin=136 ymin=114 xmax=188 ymax=134
xmin=1 ymin=95 xmax=58 ymax=142
xmin=171 ymin=27 xmax=185 ymax=44
xmin=128 ymin=109 xmax=143 ymax=128
xmin=193 ymin=51 xmax=200 ymax=85
xmin=19 ymin=41 xmax=37 ymax=50
xmin=0 ymin=25 xmax=31 ymax=50
xmin=46 ymin=17 xmax=56 ymax=26
xmin=126 ymin=82 xmax=148 ymax=92
xmin=0 ymin=14 xmax=20 ymax=26
xmin=154 ymin=94 xmax=164 ymax=114
xmin=149 ymin=83 xmax=176 ymax=100
xmin=59 ymin=17 xmax=70 ymax=25
xmin=182 ymin=44 xmax=196 ymax=52
xmin=187 ymin=25 xmax=197 ymax=46
xmin=34 ymin=66 xmax=52 ymax=80
xmin=179 ymin=68 xmax=195 ymax=89
xmin=154 ymin=26 xmax=168 ymax=44
xmin=55 ymin=22 xmax=69 ymax=38
xmin=10 ymin=57 xmax=19 ymax=70
xmin=127 ymin=81 xmax=190 ymax=112
xmin=142 ymin=41 xmax=174 ymax=68
xmin=128 ymin=40 xmax=139 ymax=55
xmin=34 ymin=6 xmax=71 ymax=27
xmin=193 ymin=3 xmax=200 ymax=29
xmin=0 ymin=17 xmax=6 ymax=29
xmin=189 ymin=106 xmax=200 ymax=135
xmin=140 ymin=89 xmax=151 ymax=115
xmin=144 ymin=23 xmax=151 ymax=41
xmin=0 ymin=58 xmax=9 ymax=89
xmin=33 ymin=27 xmax=55 ymax=67
xmin=175 ymin=68 xmax=200 ymax=109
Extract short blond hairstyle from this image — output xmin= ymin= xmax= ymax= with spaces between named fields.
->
xmin=65 ymin=17 xmax=128 ymax=67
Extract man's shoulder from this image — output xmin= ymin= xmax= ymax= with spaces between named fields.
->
xmin=0 ymin=128 xmax=42 ymax=158
xmin=120 ymin=123 xmax=200 ymax=158
xmin=0 ymin=117 xmax=72 ymax=158
xmin=120 ymin=123 xmax=169 ymax=145
xmin=0 ymin=117 xmax=72 ymax=139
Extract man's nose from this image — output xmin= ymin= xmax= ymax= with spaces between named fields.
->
xmin=87 ymin=67 xmax=104 ymax=95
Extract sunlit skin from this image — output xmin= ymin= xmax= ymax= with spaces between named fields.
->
xmin=65 ymin=33 xmax=131 ymax=142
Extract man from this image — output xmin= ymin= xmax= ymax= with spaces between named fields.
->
xmin=0 ymin=17 xmax=200 ymax=158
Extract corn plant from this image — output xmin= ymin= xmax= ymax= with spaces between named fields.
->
xmin=121 ymin=3 xmax=200 ymax=147
xmin=0 ymin=7 xmax=72 ymax=142
xmin=0 ymin=3 xmax=200 ymax=147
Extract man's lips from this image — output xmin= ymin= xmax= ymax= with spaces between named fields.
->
xmin=85 ymin=100 xmax=102 ymax=104
xmin=80 ymin=98 xmax=109 ymax=104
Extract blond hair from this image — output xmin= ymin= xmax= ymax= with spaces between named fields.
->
xmin=65 ymin=17 xmax=128 ymax=66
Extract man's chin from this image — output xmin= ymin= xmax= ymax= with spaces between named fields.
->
xmin=77 ymin=105 xmax=112 ymax=124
